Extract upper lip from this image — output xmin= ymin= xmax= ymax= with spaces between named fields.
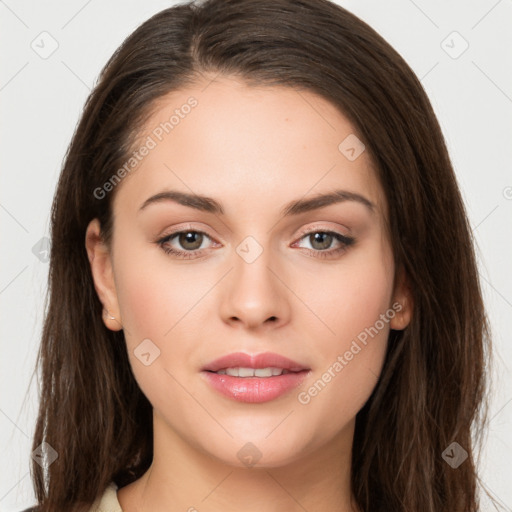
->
xmin=202 ymin=352 xmax=309 ymax=372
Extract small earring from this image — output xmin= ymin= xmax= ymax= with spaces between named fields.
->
xmin=104 ymin=309 xmax=116 ymax=320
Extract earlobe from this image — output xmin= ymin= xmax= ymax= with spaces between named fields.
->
xmin=390 ymin=266 xmax=413 ymax=330
xmin=85 ymin=219 xmax=123 ymax=331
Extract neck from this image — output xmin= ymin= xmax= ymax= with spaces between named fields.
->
xmin=118 ymin=410 xmax=359 ymax=512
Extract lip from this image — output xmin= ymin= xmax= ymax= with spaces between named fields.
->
xmin=201 ymin=352 xmax=310 ymax=403
xmin=201 ymin=351 xmax=308 ymax=373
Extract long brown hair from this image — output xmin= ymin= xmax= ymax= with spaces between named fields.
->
xmin=28 ymin=0 xmax=497 ymax=510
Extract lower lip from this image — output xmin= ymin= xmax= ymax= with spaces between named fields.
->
xmin=201 ymin=370 xmax=310 ymax=403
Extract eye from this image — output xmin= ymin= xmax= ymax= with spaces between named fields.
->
xmin=156 ymin=230 xmax=216 ymax=259
xmin=156 ymin=228 xmax=355 ymax=260
xmin=293 ymin=230 xmax=355 ymax=259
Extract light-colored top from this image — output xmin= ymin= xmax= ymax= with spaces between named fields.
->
xmin=89 ymin=482 xmax=123 ymax=512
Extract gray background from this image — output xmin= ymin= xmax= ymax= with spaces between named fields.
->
xmin=1 ymin=1 xmax=511 ymax=510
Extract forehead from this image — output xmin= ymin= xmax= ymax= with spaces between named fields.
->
xmin=112 ymin=76 xmax=386 ymax=221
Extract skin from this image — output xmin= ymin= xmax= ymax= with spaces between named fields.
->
xmin=86 ymin=75 xmax=412 ymax=512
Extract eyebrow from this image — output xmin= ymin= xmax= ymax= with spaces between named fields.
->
xmin=138 ymin=189 xmax=375 ymax=217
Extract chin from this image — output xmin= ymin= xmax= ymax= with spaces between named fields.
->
xmin=200 ymin=433 xmax=310 ymax=470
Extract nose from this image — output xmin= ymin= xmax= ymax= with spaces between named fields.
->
xmin=220 ymin=244 xmax=291 ymax=330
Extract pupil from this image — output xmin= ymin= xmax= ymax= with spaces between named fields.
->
xmin=311 ymin=232 xmax=332 ymax=250
xmin=180 ymin=232 xmax=202 ymax=250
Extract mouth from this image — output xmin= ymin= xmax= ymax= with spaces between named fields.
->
xmin=201 ymin=352 xmax=310 ymax=403
xmin=208 ymin=367 xmax=297 ymax=377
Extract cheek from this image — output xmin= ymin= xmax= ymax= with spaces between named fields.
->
xmin=112 ymin=258 xmax=204 ymax=421
xmin=296 ymin=238 xmax=394 ymax=344
xmin=114 ymin=240 xmax=209 ymax=342
xmin=111 ymin=242 xmax=208 ymax=387
xmin=294 ymin=240 xmax=394 ymax=425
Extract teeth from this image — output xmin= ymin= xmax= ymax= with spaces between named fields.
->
xmin=217 ymin=367 xmax=288 ymax=377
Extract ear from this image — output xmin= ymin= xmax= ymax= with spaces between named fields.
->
xmin=390 ymin=265 xmax=413 ymax=330
xmin=85 ymin=219 xmax=123 ymax=331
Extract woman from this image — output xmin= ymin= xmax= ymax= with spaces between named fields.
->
xmin=26 ymin=0 xmax=497 ymax=510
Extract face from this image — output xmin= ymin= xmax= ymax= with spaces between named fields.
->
xmin=86 ymin=76 xmax=411 ymax=469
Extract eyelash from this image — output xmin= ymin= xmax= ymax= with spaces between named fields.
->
xmin=156 ymin=226 xmax=355 ymax=260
